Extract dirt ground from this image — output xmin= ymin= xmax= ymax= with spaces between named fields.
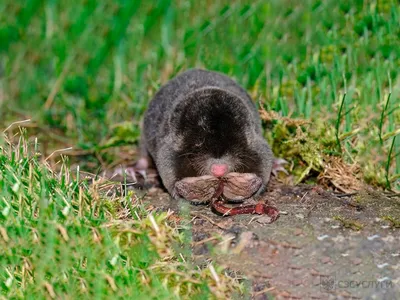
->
xmin=115 ymin=171 xmax=400 ymax=299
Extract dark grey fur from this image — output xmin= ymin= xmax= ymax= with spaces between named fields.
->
xmin=141 ymin=69 xmax=274 ymax=199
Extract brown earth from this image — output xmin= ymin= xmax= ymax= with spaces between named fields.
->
xmin=109 ymin=170 xmax=400 ymax=299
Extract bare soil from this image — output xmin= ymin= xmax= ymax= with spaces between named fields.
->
xmin=119 ymin=173 xmax=400 ymax=299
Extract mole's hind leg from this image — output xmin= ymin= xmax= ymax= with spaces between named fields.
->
xmin=111 ymin=159 xmax=159 ymax=189
xmin=131 ymin=138 xmax=160 ymax=188
xmin=271 ymin=158 xmax=289 ymax=177
xmin=111 ymin=137 xmax=160 ymax=189
xmin=131 ymin=120 xmax=154 ymax=175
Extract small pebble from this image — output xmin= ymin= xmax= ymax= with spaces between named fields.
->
xmin=377 ymin=276 xmax=391 ymax=282
xmin=351 ymin=258 xmax=362 ymax=265
xmin=377 ymin=263 xmax=390 ymax=269
xmin=317 ymin=234 xmax=329 ymax=241
xmin=321 ymin=256 xmax=331 ymax=264
xmin=256 ymin=215 xmax=274 ymax=224
xmin=367 ymin=234 xmax=380 ymax=241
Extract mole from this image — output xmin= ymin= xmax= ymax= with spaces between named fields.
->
xmin=135 ymin=69 xmax=281 ymax=204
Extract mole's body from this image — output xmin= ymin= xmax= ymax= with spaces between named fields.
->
xmin=140 ymin=69 xmax=274 ymax=203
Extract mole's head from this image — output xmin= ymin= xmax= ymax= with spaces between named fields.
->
xmin=169 ymin=88 xmax=263 ymax=183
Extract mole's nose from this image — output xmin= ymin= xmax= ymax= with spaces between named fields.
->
xmin=211 ymin=163 xmax=228 ymax=177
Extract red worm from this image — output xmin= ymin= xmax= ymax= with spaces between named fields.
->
xmin=210 ymin=180 xmax=279 ymax=221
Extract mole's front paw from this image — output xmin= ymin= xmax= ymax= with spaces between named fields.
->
xmin=174 ymin=175 xmax=218 ymax=204
xmin=174 ymin=173 xmax=262 ymax=204
xmin=223 ymin=173 xmax=262 ymax=202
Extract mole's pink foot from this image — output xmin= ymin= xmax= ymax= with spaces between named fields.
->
xmin=111 ymin=157 xmax=157 ymax=187
xmin=112 ymin=166 xmax=146 ymax=183
xmin=272 ymin=158 xmax=289 ymax=176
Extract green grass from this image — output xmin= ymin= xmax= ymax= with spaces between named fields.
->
xmin=0 ymin=0 xmax=399 ymax=298
xmin=0 ymin=133 xmax=240 ymax=298
xmin=1 ymin=0 xmax=399 ymax=188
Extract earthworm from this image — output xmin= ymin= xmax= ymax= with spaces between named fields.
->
xmin=210 ymin=180 xmax=279 ymax=222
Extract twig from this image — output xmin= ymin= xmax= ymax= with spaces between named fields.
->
xmin=3 ymin=119 xmax=31 ymax=133
xmin=190 ymin=212 xmax=229 ymax=230
xmin=45 ymin=147 xmax=73 ymax=161
xmin=252 ymin=287 xmax=276 ymax=297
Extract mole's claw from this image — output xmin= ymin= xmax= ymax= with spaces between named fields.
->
xmin=125 ymin=167 xmax=139 ymax=182
xmin=112 ymin=167 xmax=139 ymax=183
xmin=136 ymin=169 xmax=147 ymax=180
xmin=272 ymin=158 xmax=289 ymax=176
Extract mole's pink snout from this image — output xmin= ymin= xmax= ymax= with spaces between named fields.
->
xmin=211 ymin=163 xmax=228 ymax=177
